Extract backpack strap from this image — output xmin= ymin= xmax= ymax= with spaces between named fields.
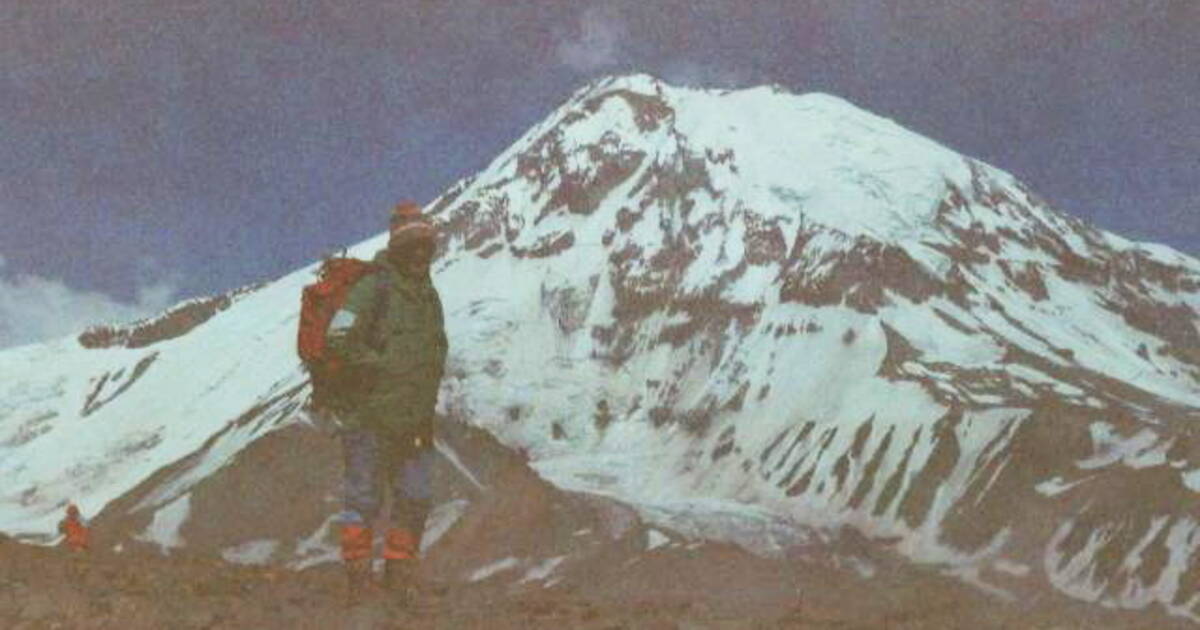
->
xmin=364 ymin=269 xmax=391 ymax=352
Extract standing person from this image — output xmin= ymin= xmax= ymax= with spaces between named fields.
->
xmin=323 ymin=201 xmax=448 ymax=605
xmin=57 ymin=503 xmax=90 ymax=552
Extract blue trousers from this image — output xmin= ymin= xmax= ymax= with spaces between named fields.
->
xmin=339 ymin=427 xmax=434 ymax=535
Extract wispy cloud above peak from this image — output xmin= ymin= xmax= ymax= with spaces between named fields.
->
xmin=556 ymin=5 xmax=627 ymax=72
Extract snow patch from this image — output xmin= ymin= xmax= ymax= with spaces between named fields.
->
xmin=469 ymin=557 xmax=521 ymax=582
xmin=1184 ymin=469 xmax=1200 ymax=492
xmin=221 ymin=539 xmax=280 ymax=565
xmin=288 ymin=513 xmax=340 ymax=570
xmin=1035 ymin=476 xmax=1091 ymax=497
xmin=434 ymin=438 xmax=487 ymax=492
xmin=135 ymin=493 xmax=191 ymax=554
xmin=520 ymin=556 xmax=567 ymax=584
xmin=646 ymin=529 xmax=671 ymax=551
xmin=993 ymin=560 xmax=1031 ymax=577
xmin=422 ymin=499 xmax=469 ymax=553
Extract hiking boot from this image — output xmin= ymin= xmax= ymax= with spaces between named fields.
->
xmin=382 ymin=559 xmax=419 ymax=606
xmin=345 ymin=557 xmax=378 ymax=607
xmin=339 ymin=522 xmax=375 ymax=607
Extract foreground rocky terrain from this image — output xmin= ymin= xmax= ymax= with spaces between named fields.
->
xmin=1 ymin=417 xmax=1192 ymax=630
xmin=2 ymin=402 xmax=1194 ymax=629
xmin=2 ymin=529 xmax=1194 ymax=629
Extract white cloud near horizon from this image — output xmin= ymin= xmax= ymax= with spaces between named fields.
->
xmin=659 ymin=60 xmax=756 ymax=90
xmin=556 ymin=5 xmax=626 ymax=71
xmin=0 ymin=255 xmax=179 ymax=350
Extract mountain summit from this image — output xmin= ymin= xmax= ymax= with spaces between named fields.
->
xmin=3 ymin=74 xmax=1200 ymax=622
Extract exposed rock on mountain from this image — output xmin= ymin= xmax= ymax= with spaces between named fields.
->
xmin=3 ymin=73 xmax=1200 ymax=623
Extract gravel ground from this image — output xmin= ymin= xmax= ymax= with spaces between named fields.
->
xmin=3 ymin=533 xmax=1195 ymax=630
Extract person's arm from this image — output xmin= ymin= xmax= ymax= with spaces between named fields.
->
xmin=326 ymin=274 xmax=382 ymax=371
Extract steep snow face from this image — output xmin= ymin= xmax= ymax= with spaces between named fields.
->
xmin=3 ymin=73 xmax=1200 ymax=619
xmin=0 ymin=257 xmax=377 ymax=539
xmin=424 ymin=74 xmax=1200 ymax=618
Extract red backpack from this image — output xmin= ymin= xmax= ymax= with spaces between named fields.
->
xmin=297 ymin=257 xmax=380 ymax=391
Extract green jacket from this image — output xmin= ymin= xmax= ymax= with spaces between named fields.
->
xmin=325 ymin=250 xmax=448 ymax=436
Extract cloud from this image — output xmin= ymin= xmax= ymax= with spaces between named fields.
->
xmin=556 ymin=5 xmax=626 ymax=71
xmin=0 ymin=258 xmax=179 ymax=350
xmin=658 ymin=60 xmax=757 ymax=90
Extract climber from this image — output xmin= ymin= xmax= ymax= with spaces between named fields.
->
xmin=57 ymin=503 xmax=90 ymax=552
xmin=301 ymin=201 xmax=447 ymax=605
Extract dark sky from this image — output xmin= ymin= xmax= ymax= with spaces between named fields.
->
xmin=0 ymin=0 xmax=1197 ymax=346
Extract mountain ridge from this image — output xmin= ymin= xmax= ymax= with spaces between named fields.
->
xmin=2 ymin=73 xmax=1200 ymax=622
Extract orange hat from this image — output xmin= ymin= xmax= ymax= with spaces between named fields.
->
xmin=389 ymin=201 xmax=436 ymax=244
xmin=391 ymin=201 xmax=423 ymax=223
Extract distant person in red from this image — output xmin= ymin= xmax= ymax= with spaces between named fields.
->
xmin=57 ymin=503 xmax=90 ymax=552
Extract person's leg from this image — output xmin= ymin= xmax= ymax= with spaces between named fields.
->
xmin=340 ymin=427 xmax=382 ymax=603
xmin=382 ymin=434 xmax=434 ymax=590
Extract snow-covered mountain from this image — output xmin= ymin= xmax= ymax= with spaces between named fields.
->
xmin=3 ymin=73 xmax=1200 ymax=621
